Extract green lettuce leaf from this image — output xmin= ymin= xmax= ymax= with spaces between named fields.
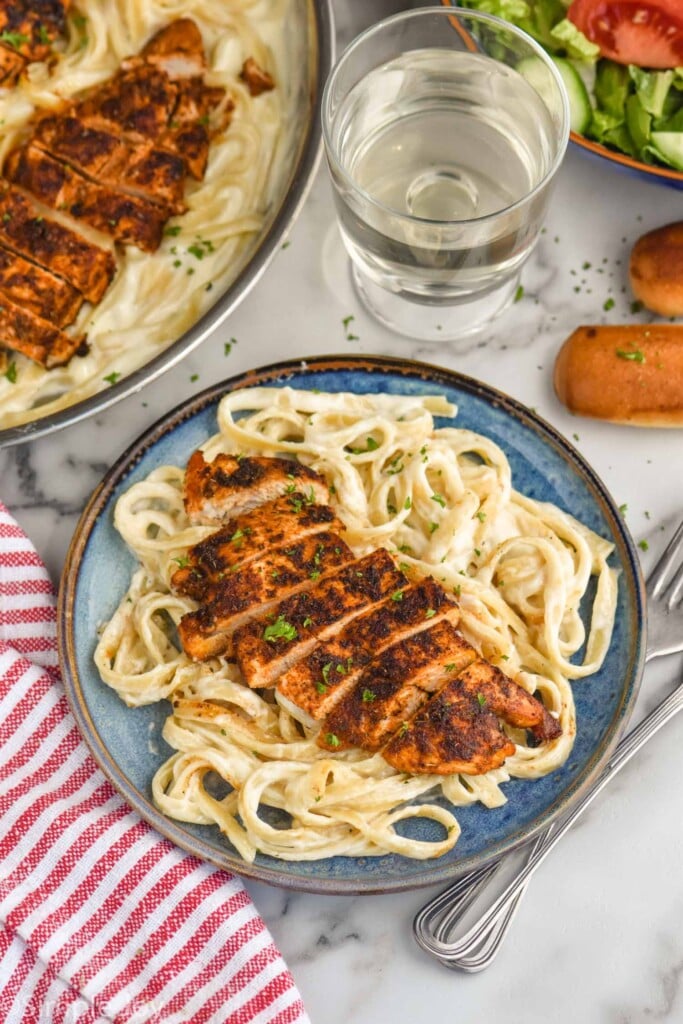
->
xmin=629 ymin=67 xmax=675 ymax=117
xmin=549 ymin=18 xmax=600 ymax=61
xmin=594 ymin=61 xmax=630 ymax=119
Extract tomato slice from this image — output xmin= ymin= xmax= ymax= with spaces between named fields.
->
xmin=567 ymin=0 xmax=683 ymax=68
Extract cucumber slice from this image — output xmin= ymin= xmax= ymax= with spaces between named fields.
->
xmin=648 ymin=131 xmax=683 ymax=171
xmin=517 ymin=55 xmax=591 ymax=135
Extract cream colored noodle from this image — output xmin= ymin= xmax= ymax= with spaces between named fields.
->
xmin=95 ymin=387 xmax=618 ymax=862
xmin=0 ymin=0 xmax=287 ymax=428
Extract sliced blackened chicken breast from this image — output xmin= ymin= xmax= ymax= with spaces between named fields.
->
xmin=5 ymin=145 xmax=167 ymax=251
xmin=384 ymin=660 xmax=561 ymax=775
xmin=0 ymin=44 xmax=26 ymax=87
xmin=240 ymin=58 xmax=275 ymax=96
xmin=172 ymin=493 xmax=344 ymax=599
xmin=72 ymin=64 xmax=180 ymax=143
xmin=276 ymin=578 xmax=460 ymax=721
xmin=233 ymin=550 xmax=407 ymax=688
xmin=184 ymin=449 xmax=330 ymax=524
xmin=0 ymin=292 xmax=84 ymax=367
xmin=178 ymin=531 xmax=353 ymax=661
xmin=136 ymin=18 xmax=207 ymax=79
xmin=0 ymin=245 xmax=82 ymax=327
xmin=0 ymin=186 xmax=115 ymax=303
xmin=34 ymin=116 xmax=188 ymax=214
xmin=318 ymin=621 xmax=478 ymax=752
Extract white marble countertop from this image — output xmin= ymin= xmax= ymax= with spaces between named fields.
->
xmin=2 ymin=3 xmax=683 ymax=1022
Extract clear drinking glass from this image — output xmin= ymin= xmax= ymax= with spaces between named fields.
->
xmin=322 ymin=7 xmax=570 ymax=341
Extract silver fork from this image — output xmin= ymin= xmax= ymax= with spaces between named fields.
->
xmin=414 ymin=518 xmax=683 ymax=972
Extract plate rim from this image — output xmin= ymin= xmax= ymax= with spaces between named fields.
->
xmin=0 ymin=0 xmax=336 ymax=449
xmin=57 ymin=353 xmax=647 ymax=894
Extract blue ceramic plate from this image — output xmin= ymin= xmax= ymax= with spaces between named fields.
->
xmin=58 ymin=356 xmax=646 ymax=894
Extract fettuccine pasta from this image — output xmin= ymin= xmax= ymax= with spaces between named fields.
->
xmin=95 ymin=387 xmax=618 ymax=861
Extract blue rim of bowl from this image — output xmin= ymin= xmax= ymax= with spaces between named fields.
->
xmin=0 ymin=0 xmax=336 ymax=449
xmin=57 ymin=354 xmax=647 ymax=894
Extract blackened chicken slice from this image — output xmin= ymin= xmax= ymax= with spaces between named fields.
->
xmin=240 ymin=58 xmax=275 ymax=96
xmin=171 ymin=493 xmax=344 ymax=599
xmin=5 ymin=145 xmax=167 ymax=252
xmin=0 ymin=245 xmax=82 ymax=327
xmin=72 ymin=64 xmax=180 ymax=142
xmin=0 ymin=0 xmax=66 ymax=65
xmin=0 ymin=185 xmax=115 ymax=303
xmin=0 ymin=43 xmax=26 ymax=86
xmin=276 ymin=578 xmax=460 ymax=722
xmin=178 ymin=531 xmax=354 ymax=661
xmin=232 ymin=550 xmax=407 ymax=688
xmin=137 ymin=18 xmax=206 ymax=79
xmin=184 ymin=449 xmax=330 ymax=524
xmin=33 ymin=116 xmax=187 ymax=214
xmin=0 ymin=291 xmax=84 ymax=367
xmin=383 ymin=659 xmax=562 ymax=776
xmin=158 ymin=121 xmax=209 ymax=181
xmin=318 ymin=621 xmax=478 ymax=753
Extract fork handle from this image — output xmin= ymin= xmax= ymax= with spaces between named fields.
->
xmin=414 ymin=678 xmax=683 ymax=968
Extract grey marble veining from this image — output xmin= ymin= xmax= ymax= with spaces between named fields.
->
xmin=2 ymin=3 xmax=683 ymax=1021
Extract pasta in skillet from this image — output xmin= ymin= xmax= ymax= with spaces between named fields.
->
xmin=95 ymin=387 xmax=618 ymax=861
xmin=0 ymin=0 xmax=289 ymax=428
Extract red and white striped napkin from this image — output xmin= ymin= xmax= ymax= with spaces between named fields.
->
xmin=0 ymin=501 xmax=309 ymax=1024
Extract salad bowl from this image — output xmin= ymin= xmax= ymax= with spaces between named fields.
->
xmin=442 ymin=0 xmax=683 ymax=190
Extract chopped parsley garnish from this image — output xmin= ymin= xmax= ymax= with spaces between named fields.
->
xmin=424 ymin=608 xmax=436 ymax=619
xmin=164 ymin=225 xmax=182 ymax=237
xmin=444 ymin=663 xmax=456 ymax=672
xmin=603 ymin=297 xmax=615 ymax=312
xmin=190 ymin=374 xmax=199 ymax=382
xmin=474 ymin=548 xmax=482 ymax=558
xmin=315 ymin=682 xmax=327 ymax=694
xmin=391 ymin=589 xmax=403 ymax=602
xmin=172 ymin=556 xmax=189 ymax=568
xmin=513 ymin=284 xmax=524 ymax=303
xmin=404 ymin=496 xmax=412 ymax=510
xmin=103 ymin=372 xmax=120 ymax=385
xmin=477 ymin=692 xmax=487 ymax=708
xmin=618 ymin=503 xmax=628 ymax=515
xmin=638 ymin=539 xmax=649 ymax=552
xmin=224 ymin=338 xmax=237 ymax=356
xmin=302 ymin=616 xmax=313 ymax=627
xmin=263 ymin=615 xmax=298 ymax=643
xmin=429 ymin=522 xmax=439 ymax=534
xmin=309 ymin=569 xmax=320 ymax=580
xmin=231 ymin=528 xmax=244 ymax=544
xmin=475 ymin=510 xmax=486 ymax=522
xmin=321 ymin=663 xmax=332 ymax=685
xmin=616 ymin=348 xmax=645 ymax=363
xmin=453 ymin=585 xmax=461 ymax=597
xmin=326 ymin=732 xmax=341 ymax=748
xmin=0 ymin=31 xmax=29 ymax=49
xmin=361 ymin=689 xmax=376 ymax=702
xmin=431 ymin=493 xmax=446 ymax=508
xmin=398 ymin=721 xmax=410 ymax=736
xmin=38 ymin=25 xmax=51 ymax=44
xmin=187 ymin=239 xmax=214 ymax=260
xmin=4 ymin=360 xmax=17 ymax=384
xmin=341 ymin=314 xmax=359 ymax=341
